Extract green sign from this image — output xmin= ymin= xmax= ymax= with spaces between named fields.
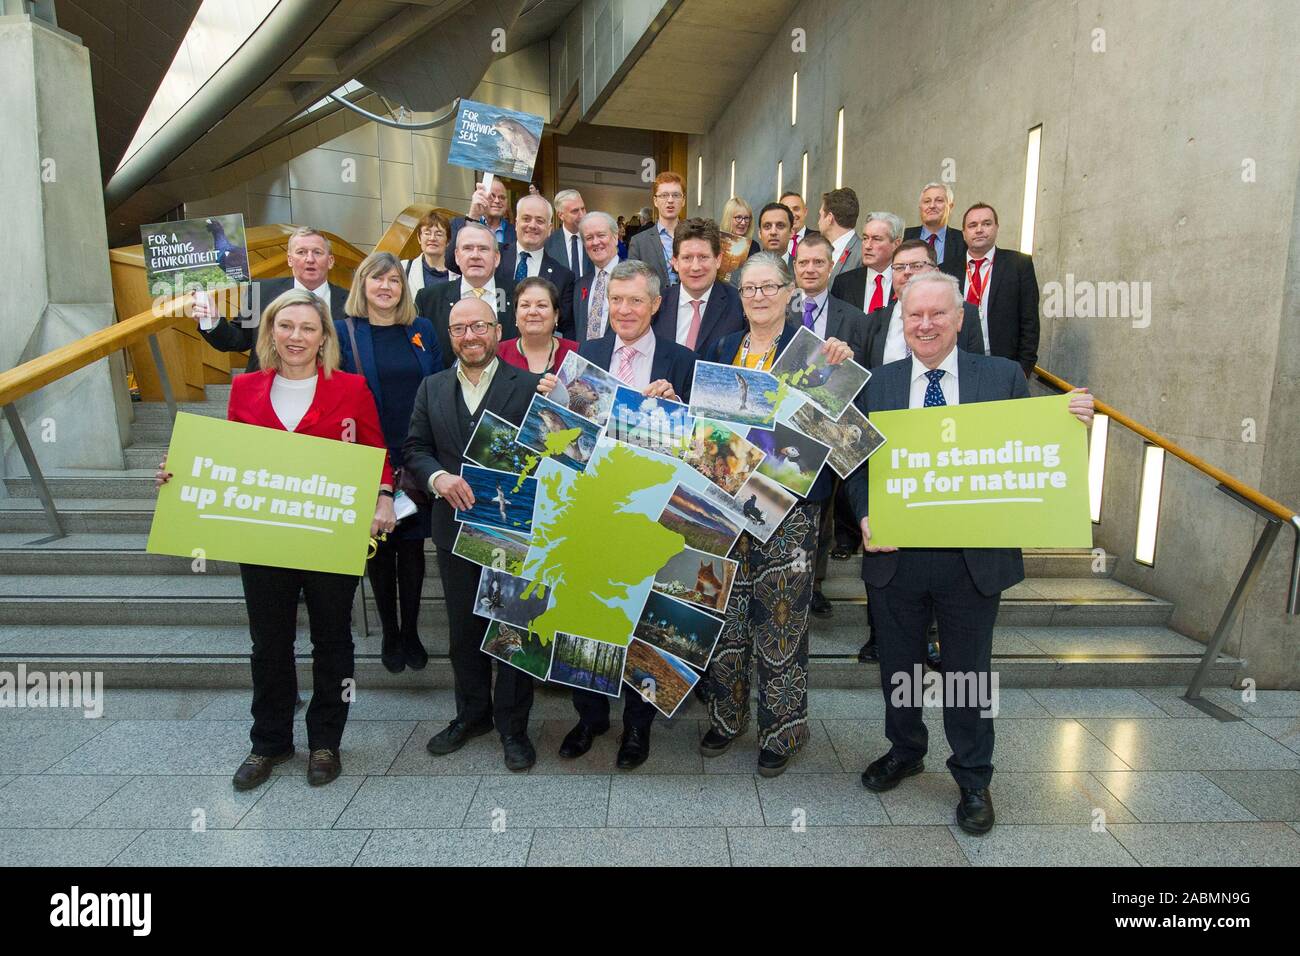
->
xmin=147 ymin=413 xmax=386 ymax=575
xmin=868 ymin=394 xmax=1091 ymax=548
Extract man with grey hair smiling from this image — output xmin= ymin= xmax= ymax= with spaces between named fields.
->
xmin=832 ymin=211 xmax=904 ymax=314
xmin=846 ymin=270 xmax=1095 ymax=835
xmin=575 ymin=211 xmax=623 ymax=340
xmin=904 ymin=182 xmax=967 ymax=278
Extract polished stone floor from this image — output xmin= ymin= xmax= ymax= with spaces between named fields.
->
xmin=1 ymin=685 xmax=1297 ymax=867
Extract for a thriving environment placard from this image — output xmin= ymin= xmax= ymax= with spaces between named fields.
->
xmin=140 ymin=214 xmax=249 ymax=298
xmin=867 ymin=394 xmax=1091 ymax=548
xmin=147 ymin=413 xmax=386 ymax=575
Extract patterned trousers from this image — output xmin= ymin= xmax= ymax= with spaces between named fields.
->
xmin=703 ymin=500 xmax=818 ymax=755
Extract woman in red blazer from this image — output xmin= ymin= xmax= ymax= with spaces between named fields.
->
xmin=158 ymin=289 xmax=394 ymax=792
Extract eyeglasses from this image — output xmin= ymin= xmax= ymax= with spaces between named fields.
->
xmin=732 ymin=215 xmax=752 ymax=223
xmin=448 ymin=321 xmax=496 ymax=337
xmin=419 ymin=229 xmax=447 ymax=240
xmin=656 ymin=192 xmax=684 ymax=201
xmin=739 ymin=282 xmax=788 ymax=298
xmin=892 ymin=261 xmax=935 ymax=273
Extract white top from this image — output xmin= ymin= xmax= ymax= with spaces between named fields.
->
xmin=787 ymin=226 xmax=809 ymax=257
xmin=612 ymin=328 xmax=656 ymax=390
xmin=862 ymin=266 xmax=893 ymax=312
xmin=270 ymin=373 xmax=317 ymax=431
xmin=514 ymin=248 xmax=544 ymax=280
xmin=908 ymin=348 xmax=960 ymax=408
xmin=675 ymin=284 xmax=714 ymax=345
xmin=963 ymin=247 xmax=996 ymax=353
xmin=561 ymin=227 xmax=585 ymax=276
xmin=828 ymin=230 xmax=854 ymax=267
xmin=882 ymin=300 xmax=908 ymax=364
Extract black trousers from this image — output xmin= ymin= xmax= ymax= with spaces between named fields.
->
xmin=366 ymin=536 xmax=426 ymax=641
xmin=436 ymin=547 xmax=534 ymax=736
xmin=572 ymin=684 xmax=656 ymax=731
xmin=867 ymin=549 xmax=999 ymax=789
xmin=813 ymin=480 xmax=861 ymax=586
xmin=240 ymin=563 xmax=358 ymax=756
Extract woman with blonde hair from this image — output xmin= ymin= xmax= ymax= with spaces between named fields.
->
xmin=339 ymin=251 xmax=443 ymax=673
xmin=719 ymin=197 xmax=760 ymax=283
xmin=156 ymin=289 xmax=395 ymax=790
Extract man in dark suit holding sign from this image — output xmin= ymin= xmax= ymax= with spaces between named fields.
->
xmin=403 ymin=296 xmax=541 ymax=772
xmin=846 ymin=272 xmax=1093 ymax=834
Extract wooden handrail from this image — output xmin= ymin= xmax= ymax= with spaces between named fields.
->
xmin=0 ymin=298 xmax=191 ymax=407
xmin=1035 ymin=366 xmax=1296 ymax=523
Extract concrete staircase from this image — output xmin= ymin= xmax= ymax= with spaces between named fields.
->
xmin=0 ymin=387 xmax=1241 ymax=690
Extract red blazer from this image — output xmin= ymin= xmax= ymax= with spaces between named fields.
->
xmin=228 ymin=367 xmax=394 ymax=487
xmin=497 ymin=336 xmax=578 ymax=375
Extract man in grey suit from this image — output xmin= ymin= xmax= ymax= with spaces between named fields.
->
xmin=817 ymin=186 xmax=862 ymax=286
xmin=626 ymin=172 xmax=686 ymax=289
xmin=846 ymin=272 xmax=1094 ymax=835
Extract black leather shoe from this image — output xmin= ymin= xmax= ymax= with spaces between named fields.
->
xmin=757 ymin=748 xmax=790 ymax=777
xmin=403 ymin=633 xmax=429 ymax=670
xmin=616 ymin=725 xmax=650 ymax=770
xmin=307 ymin=748 xmax=342 ymax=786
xmin=426 ymin=717 xmax=494 ymax=755
xmin=861 ymin=752 xmax=925 ymax=791
xmin=858 ymin=639 xmax=878 ymax=663
xmin=381 ymin=633 xmax=405 ymax=674
xmin=558 ymin=721 xmax=608 ymax=758
xmin=502 ymin=734 xmax=536 ymax=772
xmin=698 ymin=728 xmax=732 ymax=757
xmin=831 ymin=546 xmax=854 ymax=560
xmin=956 ymin=787 xmax=995 ymax=834
xmin=810 ymin=590 xmax=832 ymax=619
xmin=232 ymin=749 xmax=293 ymax=791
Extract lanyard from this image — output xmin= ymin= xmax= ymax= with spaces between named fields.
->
xmin=738 ymin=333 xmax=779 ymax=369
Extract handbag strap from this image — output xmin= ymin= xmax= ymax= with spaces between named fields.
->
xmin=343 ymin=315 xmax=361 ymax=374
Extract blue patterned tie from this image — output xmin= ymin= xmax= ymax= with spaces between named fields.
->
xmin=514 ymin=251 xmax=530 ymax=283
xmin=923 ymin=368 xmax=947 ymax=407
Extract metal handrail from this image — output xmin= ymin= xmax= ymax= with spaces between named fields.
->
xmin=1033 ymin=365 xmax=1299 ymax=713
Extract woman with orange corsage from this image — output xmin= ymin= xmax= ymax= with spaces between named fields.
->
xmin=339 ymin=252 xmax=443 ymax=673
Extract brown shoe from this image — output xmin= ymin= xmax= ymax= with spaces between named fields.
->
xmin=232 ymin=749 xmax=293 ymax=791
xmin=307 ymin=748 xmax=342 ymax=786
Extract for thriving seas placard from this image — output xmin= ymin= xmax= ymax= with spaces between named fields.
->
xmin=147 ymin=413 xmax=385 ymax=575
xmin=140 ymin=214 xmax=249 ymax=298
xmin=445 ymin=99 xmax=545 ymax=180
xmin=867 ymin=394 xmax=1091 ymax=548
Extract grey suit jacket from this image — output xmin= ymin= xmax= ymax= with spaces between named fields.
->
xmin=627 ymin=225 xmax=673 ymax=289
xmin=845 ymin=349 xmax=1030 ymax=596
xmin=828 ymin=231 xmax=862 ymax=285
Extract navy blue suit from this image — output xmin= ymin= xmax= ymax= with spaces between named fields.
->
xmin=579 ymin=331 xmax=697 ymax=403
xmin=845 ymin=348 xmax=1030 ymax=790
xmin=651 ymin=281 xmax=746 ymax=359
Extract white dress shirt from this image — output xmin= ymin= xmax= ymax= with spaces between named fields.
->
xmin=862 ymin=266 xmax=893 ymax=312
xmin=611 ymin=328 xmax=656 ymax=390
xmin=963 ymin=247 xmax=996 ymax=353
xmin=794 ymin=287 xmax=830 ymax=339
xmin=586 ymin=257 xmax=620 ymax=338
xmin=460 ymin=276 xmax=498 ymax=307
xmin=882 ymin=301 xmax=908 ymax=364
xmin=787 ymin=226 xmax=809 ymax=258
xmin=513 ymin=247 xmax=545 ymax=280
xmin=560 ymin=227 xmax=585 ymax=276
xmin=675 ymin=285 xmax=713 ymax=345
xmin=828 ymin=230 xmax=854 ymax=268
xmin=908 ymin=347 xmax=960 ymax=408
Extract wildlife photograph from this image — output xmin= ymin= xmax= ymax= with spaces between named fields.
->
xmin=516 ymin=394 xmax=601 ymax=471
xmin=688 ymin=360 xmax=780 ymax=429
xmin=445 ymin=99 xmax=544 ymax=178
xmin=551 ymin=351 xmax=621 ymax=425
xmin=623 ymin=638 xmax=699 ymax=719
xmin=657 ymin=482 xmax=745 ymax=557
xmin=465 ymin=410 xmax=537 ymax=474
xmin=473 ymin=567 xmax=551 ymax=630
xmin=607 ymin=385 xmax=694 ymax=459
xmin=650 ymin=546 xmax=737 ymax=614
xmin=680 ymin=418 xmax=766 ymax=495
xmin=451 ymin=521 xmax=532 ymax=575
xmin=748 ymin=421 xmax=831 ymax=496
xmin=770 ymin=325 xmax=871 ymax=421
xmin=480 ymin=621 xmax=553 ymax=681
xmin=457 ymin=464 xmax=537 ymax=535
xmin=548 ymin=632 xmax=626 ymax=697
xmin=731 ymin=472 xmax=798 ymax=544
xmin=632 ymin=590 xmax=724 ymax=670
xmin=140 ymin=212 xmax=248 ymax=297
xmin=789 ymin=401 xmax=888 ymax=478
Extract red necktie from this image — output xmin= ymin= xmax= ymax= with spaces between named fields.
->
xmin=790 ymin=232 xmax=800 ymax=261
xmin=926 ymin=233 xmax=938 ymax=248
xmin=966 ymin=258 xmax=986 ymax=305
xmin=868 ymin=274 xmax=885 ymax=312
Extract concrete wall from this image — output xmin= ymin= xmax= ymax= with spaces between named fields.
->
xmin=186 ymin=43 xmax=552 ymax=250
xmin=687 ymin=0 xmax=1300 ymax=686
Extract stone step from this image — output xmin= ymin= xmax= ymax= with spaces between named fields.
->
xmin=123 ymin=446 xmax=168 ymax=469
xmin=4 ymin=472 xmax=158 ymax=499
xmin=131 ymin=401 xmax=227 ymax=423
xmin=0 ymin=500 xmax=157 ymax=534
xmin=205 ymin=384 xmax=233 ymax=403
xmin=129 ymin=421 xmax=175 ymax=444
